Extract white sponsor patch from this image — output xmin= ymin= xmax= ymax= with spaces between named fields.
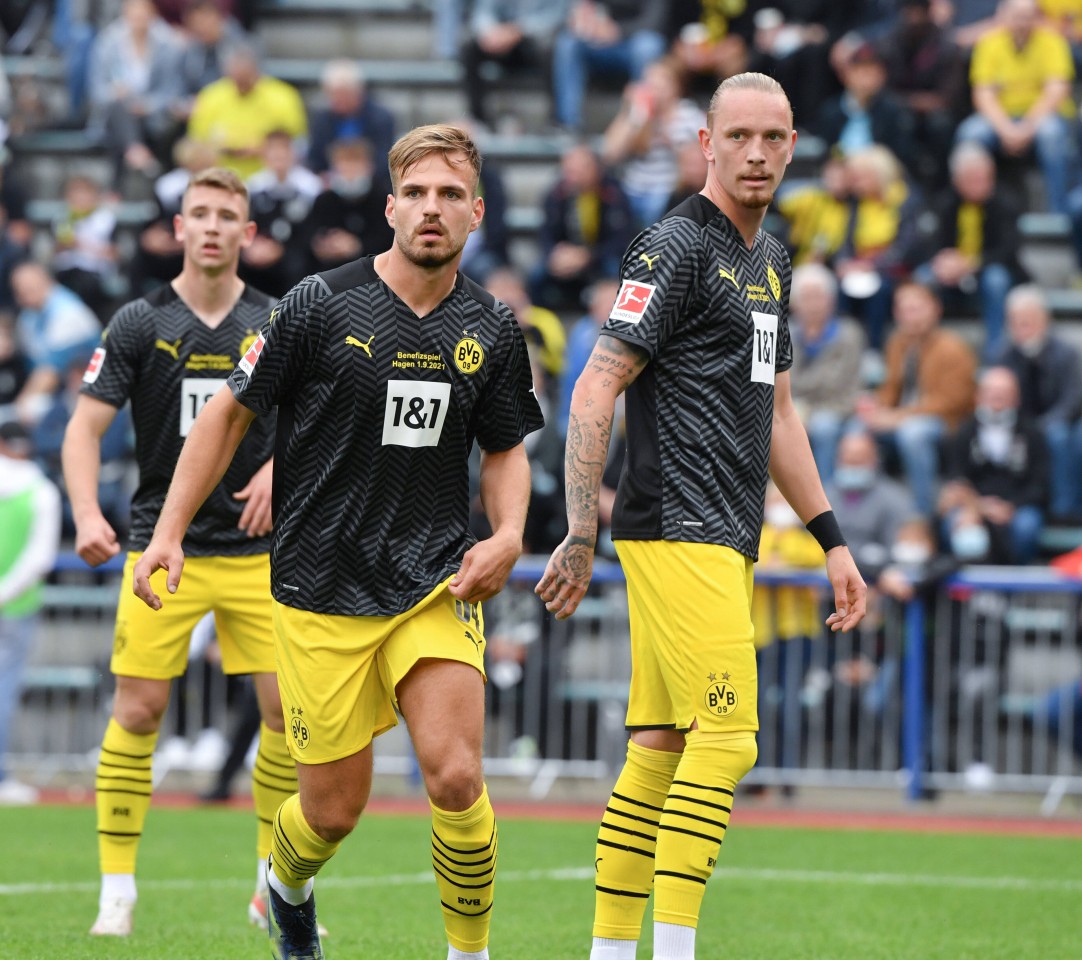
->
xmin=237 ymin=331 xmax=266 ymax=376
xmin=382 ymin=379 xmax=451 ymax=448
xmin=609 ymin=280 xmax=657 ymax=324
xmin=180 ymin=378 xmax=227 ymax=437
xmin=751 ymin=311 xmax=778 ymax=385
xmin=82 ymin=346 xmax=106 ymax=384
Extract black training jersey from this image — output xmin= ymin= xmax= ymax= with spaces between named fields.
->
xmin=602 ymin=193 xmax=793 ymax=560
xmin=229 ymin=256 xmax=545 ymax=616
xmin=81 ymin=284 xmax=277 ymax=555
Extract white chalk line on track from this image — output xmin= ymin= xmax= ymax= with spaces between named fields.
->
xmin=3 ymin=866 xmax=1082 ymax=897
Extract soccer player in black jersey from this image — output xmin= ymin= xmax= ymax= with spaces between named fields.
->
xmin=61 ymin=168 xmax=297 ymax=939
xmin=132 ymin=125 xmax=544 ymax=960
xmin=537 ymin=73 xmax=868 ymax=960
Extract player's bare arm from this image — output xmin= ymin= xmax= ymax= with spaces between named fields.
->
xmin=536 ymin=335 xmax=648 ymax=620
xmin=132 ymin=386 xmax=257 ymax=609
xmin=769 ymin=370 xmax=867 ymax=632
xmin=62 ymin=395 xmax=122 ymax=567
xmin=450 ymin=442 xmax=531 ymax=605
xmin=232 ymin=455 xmax=274 ymax=537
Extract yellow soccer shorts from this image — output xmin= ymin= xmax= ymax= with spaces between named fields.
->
xmin=112 ymin=552 xmax=274 ymax=679
xmin=272 ymin=577 xmax=487 ymax=764
xmin=615 ymin=539 xmax=759 ymax=735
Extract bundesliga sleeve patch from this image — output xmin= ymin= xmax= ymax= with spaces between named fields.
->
xmin=82 ymin=346 xmax=106 ymax=384
xmin=609 ymin=280 xmax=657 ymax=324
xmin=238 ymin=331 xmax=266 ymax=376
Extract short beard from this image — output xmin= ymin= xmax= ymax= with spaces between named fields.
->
xmin=396 ymin=232 xmax=465 ymax=269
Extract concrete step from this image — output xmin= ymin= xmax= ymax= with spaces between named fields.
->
xmin=256 ymin=10 xmax=435 ymax=60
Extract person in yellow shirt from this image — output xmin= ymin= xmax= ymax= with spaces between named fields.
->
xmin=955 ymin=0 xmax=1076 ymax=214
xmin=187 ymin=44 xmax=308 ymax=180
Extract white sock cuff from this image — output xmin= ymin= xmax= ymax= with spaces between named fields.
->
xmin=447 ymin=947 xmax=489 ymax=960
xmin=100 ymin=873 xmax=137 ymax=904
xmin=654 ymin=920 xmax=696 ymax=959
xmin=591 ymin=936 xmax=638 ymax=959
xmin=266 ymin=856 xmax=313 ymax=905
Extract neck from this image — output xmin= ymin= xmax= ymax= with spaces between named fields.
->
xmin=701 ymin=185 xmax=765 ymax=247
xmin=373 ymin=247 xmax=459 ymax=318
xmin=171 ymin=265 xmax=244 ymax=325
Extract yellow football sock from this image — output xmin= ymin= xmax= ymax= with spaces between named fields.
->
xmin=431 ymin=785 xmax=498 ymax=953
xmin=96 ymin=718 xmax=157 ymax=875
xmin=593 ymin=740 xmax=681 ymax=941
xmin=653 ymin=731 xmax=757 ymax=928
xmin=252 ymin=723 xmax=298 ymax=861
xmin=270 ymin=793 xmax=340 ymax=888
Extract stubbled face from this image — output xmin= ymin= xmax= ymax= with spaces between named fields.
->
xmin=175 ymin=185 xmax=254 ymax=272
xmin=386 ymin=151 xmax=482 ymax=269
xmin=701 ymin=88 xmax=795 ymax=211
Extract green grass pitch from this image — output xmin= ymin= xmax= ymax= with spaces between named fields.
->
xmin=2 ymin=802 xmax=1080 ymax=959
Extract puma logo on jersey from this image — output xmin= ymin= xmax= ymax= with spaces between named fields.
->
xmin=718 ymin=264 xmax=739 ymax=288
xmin=345 ymin=334 xmax=375 ymax=357
xmin=155 ymin=338 xmax=182 ymax=360
xmin=639 ymin=252 xmax=661 ymax=271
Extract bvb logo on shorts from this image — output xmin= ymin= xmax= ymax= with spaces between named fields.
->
xmin=289 ymin=706 xmax=310 ymax=751
xmin=704 ymin=671 xmax=739 ymax=717
xmin=454 ymin=337 xmax=484 ymax=375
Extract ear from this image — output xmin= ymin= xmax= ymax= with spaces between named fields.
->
xmin=469 ymin=195 xmax=485 ymax=234
xmin=240 ymin=218 xmax=257 ymax=248
xmin=385 ymin=192 xmax=395 ymax=229
xmin=698 ymin=126 xmax=714 ymax=166
xmin=173 ymin=212 xmax=184 ymax=242
xmin=786 ymin=128 xmax=798 ymax=166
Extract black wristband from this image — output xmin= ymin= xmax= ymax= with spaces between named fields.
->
xmin=806 ymin=510 xmax=847 ymax=553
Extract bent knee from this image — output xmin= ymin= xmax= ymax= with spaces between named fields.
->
xmin=685 ymin=730 xmax=758 ymax=785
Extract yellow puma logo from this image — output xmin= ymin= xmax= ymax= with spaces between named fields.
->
xmin=155 ymin=338 xmax=182 ymax=360
xmin=718 ymin=265 xmax=739 ymax=288
xmin=345 ymin=334 xmax=375 ymax=357
xmin=639 ymin=252 xmax=661 ymax=271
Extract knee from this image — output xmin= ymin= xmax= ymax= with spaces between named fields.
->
xmin=685 ymin=731 xmax=758 ymax=786
xmin=302 ymin=798 xmax=362 ymax=844
xmin=425 ymin=758 xmax=484 ymax=812
xmin=113 ymin=693 xmax=168 ymax=734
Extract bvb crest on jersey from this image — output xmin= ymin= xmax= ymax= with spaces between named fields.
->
xmin=239 ymin=331 xmax=260 ymax=358
xmin=454 ymin=336 xmax=484 ymax=375
xmin=767 ymin=261 xmax=781 ymax=302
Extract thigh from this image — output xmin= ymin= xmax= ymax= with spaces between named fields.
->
xmin=205 ymin=554 xmax=276 ymax=675
xmin=396 ymin=659 xmax=485 ymax=777
xmin=113 ymin=552 xmax=213 ymax=679
xmin=272 ymin=601 xmax=398 ymax=764
xmin=616 ymin=540 xmax=759 ymax=735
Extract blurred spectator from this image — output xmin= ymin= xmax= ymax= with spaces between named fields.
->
xmin=155 ymin=0 xmax=254 ymax=28
xmin=485 ymin=265 xmax=567 ymax=388
xmin=550 ymin=0 xmax=669 ymax=134
xmin=0 ymin=419 xmax=61 ymax=806
xmin=939 ymin=365 xmax=1049 ymax=564
xmin=875 ymin=515 xmax=957 ymax=604
xmin=823 ymin=429 xmax=923 ymax=581
xmin=559 ymin=276 xmax=619 ymax=434
xmin=306 ymin=59 xmax=395 ymax=176
xmin=130 ymin=137 xmax=219 ymax=296
xmin=989 ymin=284 xmax=1082 ymax=519
xmin=878 ymin=0 xmax=967 ymax=189
xmin=833 ymin=144 xmax=924 ymax=349
xmin=10 ymin=262 xmax=101 ymax=427
xmin=943 ymin=0 xmax=1006 ymax=48
xmin=528 ymin=142 xmax=635 ymax=312
xmin=456 ymin=121 xmax=512 ymax=283
xmin=955 ymin=0 xmax=1077 ymax=215
xmin=87 ymin=0 xmax=184 ymax=186
xmin=460 ymin=0 xmax=568 ymax=129
xmin=187 ymin=42 xmax=307 ymax=179
xmin=31 ymin=358 xmax=132 ymax=537
xmin=176 ymin=0 xmax=250 ymax=106
xmin=240 ymin=130 xmax=322 ymax=297
xmin=0 ymin=158 xmax=31 ymax=314
xmin=913 ymin=141 xmax=1026 ymax=355
xmin=521 ymin=344 xmax=566 ymax=554
xmin=856 ymin=281 xmax=978 ymax=514
xmin=0 ymin=316 xmax=27 ymax=414
xmin=813 ymin=40 xmax=919 ymax=179
xmin=670 ymin=4 xmax=754 ymax=104
xmin=48 ymin=174 xmax=119 ymax=321
xmin=300 ymin=138 xmax=393 ymax=274
xmin=745 ymin=2 xmax=846 ymax=132
xmin=788 ymin=263 xmax=866 ymax=482
xmin=601 ymin=56 xmax=704 ymax=228
xmin=664 ymin=137 xmax=709 ymax=210
xmin=775 ymin=151 xmax=852 ymax=266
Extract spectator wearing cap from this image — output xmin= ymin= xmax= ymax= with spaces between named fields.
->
xmin=306 ymin=59 xmax=396 ymax=176
xmin=813 ymin=39 xmax=919 ymax=179
xmin=955 ymin=0 xmax=1077 ymax=215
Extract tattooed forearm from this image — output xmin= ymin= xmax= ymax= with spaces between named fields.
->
xmin=564 ymin=408 xmax=613 ymax=540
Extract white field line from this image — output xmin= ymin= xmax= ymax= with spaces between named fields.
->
xmin=3 ymin=866 xmax=1082 ymax=897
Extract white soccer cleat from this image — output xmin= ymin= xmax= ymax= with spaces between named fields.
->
xmin=89 ymin=896 xmax=135 ymax=936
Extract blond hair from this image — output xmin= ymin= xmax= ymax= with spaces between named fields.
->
xmin=182 ymin=166 xmax=250 ymax=209
xmin=707 ymin=72 xmax=793 ymax=129
xmin=387 ymin=124 xmax=482 ymax=195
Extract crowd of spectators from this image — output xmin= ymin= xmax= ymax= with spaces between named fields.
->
xmin=1 ymin=0 xmax=1082 ymax=584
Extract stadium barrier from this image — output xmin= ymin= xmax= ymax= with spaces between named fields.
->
xmin=15 ymin=555 xmax=1082 ymax=810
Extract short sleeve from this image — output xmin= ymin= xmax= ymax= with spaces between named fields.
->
xmin=473 ymin=313 xmax=545 ymax=452
xmin=79 ymin=303 xmax=146 ymax=409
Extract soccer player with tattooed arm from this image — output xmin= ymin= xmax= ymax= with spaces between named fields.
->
xmin=536 ymin=72 xmax=867 ymax=960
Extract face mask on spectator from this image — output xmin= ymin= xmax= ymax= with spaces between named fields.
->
xmin=975 ymin=406 xmax=1016 ymax=428
xmin=765 ymin=501 xmax=801 ymax=529
xmin=834 ymin=465 xmax=875 ymax=491
xmin=892 ymin=541 xmax=932 ymax=566
xmin=331 ymin=174 xmax=372 ymax=198
xmin=951 ymin=522 xmax=990 ymax=560
xmin=1017 ymin=338 xmax=1045 ymax=358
